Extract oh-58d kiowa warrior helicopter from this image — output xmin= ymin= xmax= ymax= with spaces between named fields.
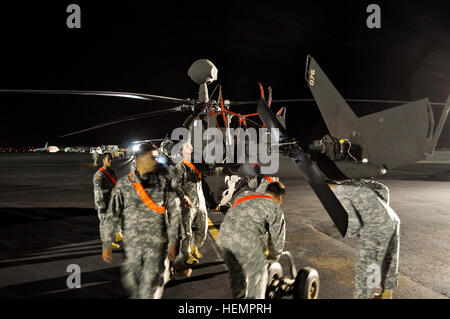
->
xmin=1 ymin=56 xmax=449 ymax=239
xmin=1 ymin=56 xmax=449 ymax=299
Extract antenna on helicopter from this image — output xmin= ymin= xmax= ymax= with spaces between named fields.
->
xmin=188 ymin=59 xmax=218 ymax=103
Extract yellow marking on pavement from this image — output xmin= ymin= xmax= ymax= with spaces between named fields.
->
xmin=208 ymin=217 xmax=219 ymax=241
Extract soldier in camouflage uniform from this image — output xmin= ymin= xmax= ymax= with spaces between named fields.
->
xmin=255 ymin=176 xmax=281 ymax=256
xmin=92 ymin=150 xmax=99 ymax=166
xmin=101 ymin=143 xmax=182 ymax=299
xmin=93 ymin=152 xmax=123 ymax=249
xmin=330 ymin=179 xmax=400 ymax=299
xmin=159 ymin=137 xmax=194 ymax=277
xmin=218 ymin=182 xmax=286 ymax=299
xmin=176 ymin=141 xmax=208 ymax=265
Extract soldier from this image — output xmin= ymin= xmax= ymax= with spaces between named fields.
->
xmin=255 ymin=176 xmax=280 ymax=193
xmin=92 ymin=150 xmax=99 ymax=166
xmin=93 ymin=152 xmax=123 ymax=249
xmin=329 ymin=179 xmax=400 ymax=299
xmin=159 ymin=137 xmax=194 ymax=277
xmin=217 ymin=182 xmax=286 ymax=299
xmin=101 ymin=143 xmax=182 ymax=299
xmin=176 ymin=140 xmax=208 ymax=265
xmin=255 ymin=176 xmax=280 ymax=255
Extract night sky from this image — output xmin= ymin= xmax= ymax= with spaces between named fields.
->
xmin=0 ymin=1 xmax=448 ymax=147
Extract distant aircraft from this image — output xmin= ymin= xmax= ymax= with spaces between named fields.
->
xmin=35 ymin=142 xmax=59 ymax=153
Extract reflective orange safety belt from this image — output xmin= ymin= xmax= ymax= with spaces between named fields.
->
xmin=99 ymin=168 xmax=117 ymax=185
xmin=265 ymin=176 xmax=275 ymax=183
xmin=182 ymin=160 xmax=202 ymax=179
xmin=232 ymin=194 xmax=275 ymax=208
xmin=128 ymin=173 xmax=165 ymax=214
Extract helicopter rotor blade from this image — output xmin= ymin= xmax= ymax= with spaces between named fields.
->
xmin=0 ymin=89 xmax=194 ymax=105
xmin=291 ymin=152 xmax=348 ymax=237
xmin=59 ymin=106 xmax=183 ymax=138
xmin=117 ymin=156 xmax=135 ymax=170
xmin=256 ymin=98 xmax=289 ymax=141
xmin=231 ymin=98 xmax=446 ymax=107
xmin=243 ymin=117 xmax=262 ymax=128
xmin=256 ymin=97 xmax=348 ymax=237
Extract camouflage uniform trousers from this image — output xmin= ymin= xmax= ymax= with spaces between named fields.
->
xmin=180 ymin=203 xmax=208 ymax=255
xmin=354 ymin=222 xmax=400 ymax=299
xmin=121 ymin=231 xmax=171 ymax=299
xmin=220 ymin=238 xmax=269 ymax=299
xmin=334 ymin=180 xmax=400 ymax=299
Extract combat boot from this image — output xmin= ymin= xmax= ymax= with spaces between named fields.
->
xmin=190 ymin=245 xmax=203 ymax=259
xmin=169 ymin=266 xmax=175 ymax=280
xmin=184 ymin=253 xmax=199 ymax=265
xmin=112 ymin=242 xmax=120 ymax=249
xmin=183 ymin=268 xmax=193 ymax=277
xmin=115 ymin=232 xmax=124 ymax=243
xmin=381 ymin=289 xmax=393 ymax=299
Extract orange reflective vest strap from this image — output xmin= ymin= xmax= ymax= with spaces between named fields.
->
xmin=182 ymin=160 xmax=202 ymax=179
xmin=258 ymin=82 xmax=265 ymax=100
xmin=128 ymin=173 xmax=166 ymax=214
xmin=268 ymin=86 xmax=272 ymax=107
xmin=264 ymin=176 xmax=275 ymax=183
xmin=99 ymin=168 xmax=117 ymax=185
xmin=232 ymin=194 xmax=275 ymax=209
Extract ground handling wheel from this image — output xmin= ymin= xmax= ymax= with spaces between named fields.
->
xmin=266 ymin=262 xmax=284 ymax=299
xmin=293 ymin=267 xmax=320 ymax=299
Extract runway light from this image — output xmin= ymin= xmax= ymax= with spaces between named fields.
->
xmin=132 ymin=144 xmax=141 ymax=153
xmin=362 ymin=158 xmax=369 ymax=163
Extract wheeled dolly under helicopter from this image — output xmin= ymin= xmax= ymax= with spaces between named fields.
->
xmin=266 ymin=251 xmax=319 ymax=299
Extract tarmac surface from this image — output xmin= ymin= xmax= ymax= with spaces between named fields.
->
xmin=0 ymin=153 xmax=448 ymax=299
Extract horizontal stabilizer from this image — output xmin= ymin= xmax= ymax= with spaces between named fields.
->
xmin=305 ymin=55 xmax=449 ymax=170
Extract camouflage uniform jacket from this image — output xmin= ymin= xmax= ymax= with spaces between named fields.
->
xmin=93 ymin=168 xmax=117 ymax=214
xmin=176 ymin=161 xmax=203 ymax=205
xmin=218 ymin=191 xmax=286 ymax=260
xmin=333 ymin=179 xmax=391 ymax=238
xmin=101 ymin=169 xmax=182 ymax=250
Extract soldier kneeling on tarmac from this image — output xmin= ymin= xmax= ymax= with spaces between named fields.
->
xmin=218 ymin=181 xmax=286 ymax=299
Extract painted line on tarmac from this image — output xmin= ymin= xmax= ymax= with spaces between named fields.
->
xmin=207 ymin=215 xmax=224 ymax=260
xmin=207 ymin=217 xmax=219 ymax=241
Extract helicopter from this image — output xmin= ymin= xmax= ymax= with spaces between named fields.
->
xmin=0 ymin=56 xmax=448 ymax=237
